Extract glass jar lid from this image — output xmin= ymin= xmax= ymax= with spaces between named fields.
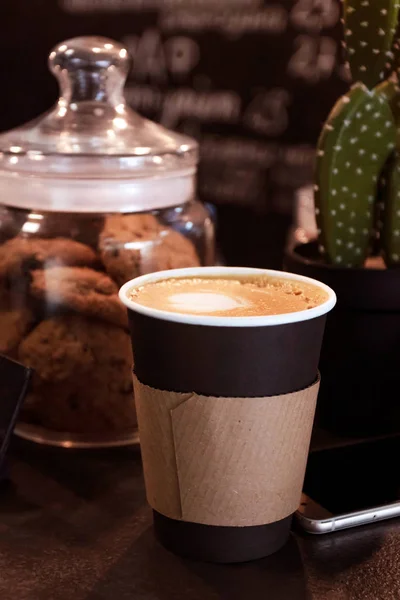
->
xmin=0 ymin=36 xmax=198 ymax=213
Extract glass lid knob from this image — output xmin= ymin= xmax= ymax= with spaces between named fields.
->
xmin=48 ymin=36 xmax=130 ymax=106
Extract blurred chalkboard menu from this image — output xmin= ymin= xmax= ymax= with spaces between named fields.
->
xmin=0 ymin=0 xmax=347 ymax=267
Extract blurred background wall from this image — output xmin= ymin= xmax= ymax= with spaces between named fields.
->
xmin=0 ymin=0 xmax=347 ymax=268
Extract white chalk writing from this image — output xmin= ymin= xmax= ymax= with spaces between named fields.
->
xmin=125 ymin=84 xmax=242 ymax=129
xmin=290 ymin=0 xmax=340 ymax=33
xmin=243 ymin=89 xmax=292 ymax=137
xmin=288 ymin=35 xmax=337 ymax=82
xmin=61 ymin=0 xmax=263 ymax=12
xmin=123 ymin=31 xmax=200 ymax=84
xmin=159 ymin=6 xmax=288 ymax=37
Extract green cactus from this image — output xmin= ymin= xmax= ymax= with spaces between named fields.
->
xmin=374 ymin=80 xmax=400 ymax=253
xmin=315 ymin=83 xmax=396 ymax=267
xmin=315 ymin=0 xmax=400 ymax=268
xmin=375 ymin=77 xmax=400 ymax=147
xmin=343 ymin=0 xmax=400 ymax=89
xmin=373 ymin=157 xmax=392 ymax=253
xmin=391 ymin=19 xmax=400 ymax=78
xmin=380 ymin=152 xmax=400 ymax=265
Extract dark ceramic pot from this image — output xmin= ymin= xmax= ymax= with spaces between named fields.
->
xmin=284 ymin=242 xmax=400 ymax=437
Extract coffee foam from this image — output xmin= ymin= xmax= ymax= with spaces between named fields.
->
xmin=129 ymin=276 xmax=328 ymax=318
xmin=167 ymin=292 xmax=248 ymax=313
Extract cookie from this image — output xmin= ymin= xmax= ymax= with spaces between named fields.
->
xmin=19 ymin=314 xmax=132 ymax=382
xmin=18 ymin=315 xmax=95 ymax=381
xmin=0 ymin=307 xmax=35 ymax=357
xmin=0 ymin=237 xmax=98 ymax=281
xmin=29 ymin=266 xmax=127 ymax=328
xmin=0 ymin=285 xmax=10 ymax=310
xmin=0 ymin=206 xmax=26 ymax=244
xmin=21 ymin=367 xmax=136 ymax=434
xmin=25 ymin=213 xmax=105 ymax=248
xmin=99 ymin=214 xmax=200 ymax=286
xmin=19 ymin=315 xmax=136 ymax=433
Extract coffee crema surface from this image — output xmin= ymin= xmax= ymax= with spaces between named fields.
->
xmin=129 ymin=276 xmax=328 ymax=317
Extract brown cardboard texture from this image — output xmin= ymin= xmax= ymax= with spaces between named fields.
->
xmin=133 ymin=375 xmax=319 ymax=528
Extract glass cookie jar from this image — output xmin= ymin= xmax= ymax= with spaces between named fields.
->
xmin=0 ymin=37 xmax=214 ymax=448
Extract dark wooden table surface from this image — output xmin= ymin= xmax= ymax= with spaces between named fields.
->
xmin=1 ymin=437 xmax=400 ymax=600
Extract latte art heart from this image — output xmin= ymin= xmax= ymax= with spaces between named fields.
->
xmin=167 ymin=292 xmax=248 ymax=313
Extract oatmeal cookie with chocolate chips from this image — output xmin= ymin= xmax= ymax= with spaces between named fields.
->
xmin=19 ymin=314 xmax=132 ymax=381
xmin=22 ymin=366 xmax=136 ymax=434
xmin=19 ymin=315 xmax=136 ymax=433
xmin=0 ymin=307 xmax=35 ymax=357
xmin=25 ymin=213 xmax=105 ymax=248
xmin=0 ymin=237 xmax=98 ymax=281
xmin=0 ymin=285 xmax=10 ymax=309
xmin=99 ymin=214 xmax=200 ymax=286
xmin=30 ymin=266 xmax=127 ymax=327
xmin=18 ymin=315 xmax=95 ymax=381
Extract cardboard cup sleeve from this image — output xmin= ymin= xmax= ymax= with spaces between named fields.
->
xmin=133 ymin=374 xmax=320 ymax=528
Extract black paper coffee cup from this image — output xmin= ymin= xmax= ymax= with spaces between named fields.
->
xmin=120 ymin=267 xmax=335 ymax=563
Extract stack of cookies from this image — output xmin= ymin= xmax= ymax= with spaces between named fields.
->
xmin=0 ymin=213 xmax=200 ymax=438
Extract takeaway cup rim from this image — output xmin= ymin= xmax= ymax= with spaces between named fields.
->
xmin=119 ymin=266 xmax=337 ymax=328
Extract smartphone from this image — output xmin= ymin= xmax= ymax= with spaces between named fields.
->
xmin=0 ymin=355 xmax=31 ymax=467
xmin=295 ymin=435 xmax=400 ymax=534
